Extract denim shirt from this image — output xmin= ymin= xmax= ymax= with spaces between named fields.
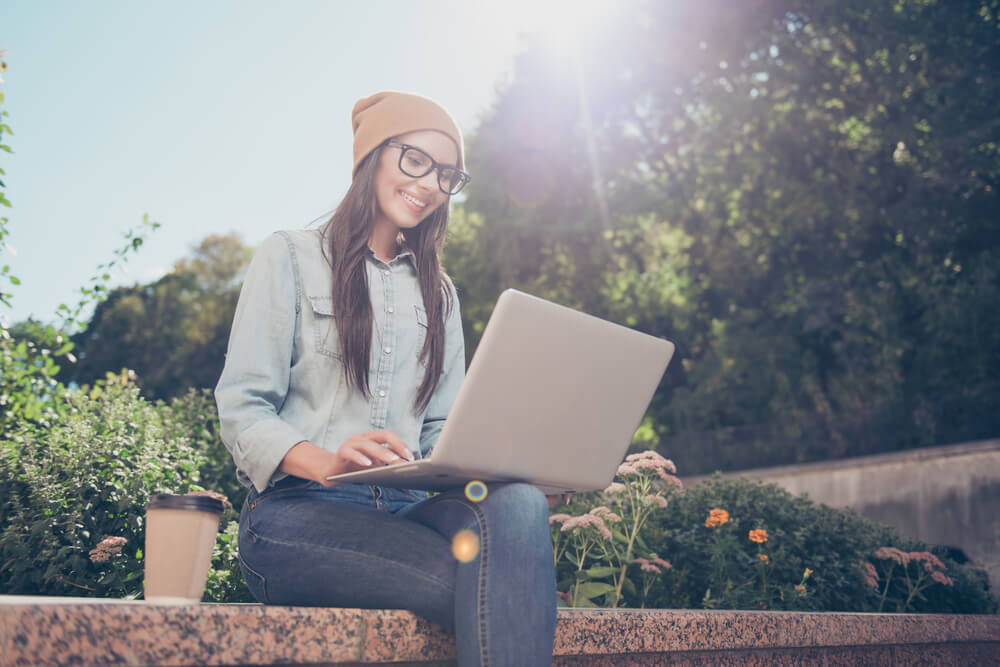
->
xmin=215 ymin=229 xmax=465 ymax=492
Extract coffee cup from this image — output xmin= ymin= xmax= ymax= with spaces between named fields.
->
xmin=144 ymin=494 xmax=224 ymax=604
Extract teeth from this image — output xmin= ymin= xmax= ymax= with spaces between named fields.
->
xmin=400 ymin=191 xmax=427 ymax=207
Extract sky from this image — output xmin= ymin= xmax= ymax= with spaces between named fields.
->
xmin=1 ymin=0 xmax=606 ymax=326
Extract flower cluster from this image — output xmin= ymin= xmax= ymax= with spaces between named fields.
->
xmin=862 ymin=562 xmax=880 ymax=590
xmin=645 ymin=494 xmax=668 ymax=508
xmin=89 ymin=536 xmax=127 ymax=563
xmin=748 ymin=529 xmax=768 ymax=544
xmin=873 ymin=547 xmax=952 ymax=585
xmin=616 ymin=451 xmax=682 ymax=487
xmin=551 ymin=508 xmax=617 ymax=540
xmin=873 ymin=546 xmax=910 ymax=566
xmin=704 ymin=508 xmax=730 ymax=528
xmin=871 ymin=545 xmax=954 ymax=612
xmin=633 ymin=556 xmax=672 ymax=574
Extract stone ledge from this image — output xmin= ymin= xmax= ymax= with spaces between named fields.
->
xmin=2 ymin=595 xmax=999 ymax=665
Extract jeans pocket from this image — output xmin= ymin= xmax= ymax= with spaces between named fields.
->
xmin=239 ymin=554 xmax=269 ymax=604
xmin=248 ymin=476 xmax=315 ymax=511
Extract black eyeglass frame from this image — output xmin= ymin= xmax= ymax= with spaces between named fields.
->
xmin=387 ymin=140 xmax=471 ymax=195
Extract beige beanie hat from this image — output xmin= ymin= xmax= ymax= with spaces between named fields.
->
xmin=351 ymin=91 xmax=465 ymax=179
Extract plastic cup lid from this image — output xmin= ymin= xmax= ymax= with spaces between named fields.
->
xmin=146 ymin=494 xmax=225 ymax=514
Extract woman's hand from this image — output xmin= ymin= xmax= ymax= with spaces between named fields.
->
xmin=279 ymin=430 xmax=414 ymax=486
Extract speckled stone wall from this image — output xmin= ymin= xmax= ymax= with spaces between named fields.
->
xmin=2 ymin=596 xmax=998 ymax=665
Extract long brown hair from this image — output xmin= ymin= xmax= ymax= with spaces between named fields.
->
xmin=320 ymin=142 xmax=454 ymax=413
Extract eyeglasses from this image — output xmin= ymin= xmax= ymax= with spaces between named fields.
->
xmin=387 ymin=140 xmax=471 ymax=195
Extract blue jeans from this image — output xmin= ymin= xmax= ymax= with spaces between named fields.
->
xmin=238 ymin=477 xmax=556 ymax=666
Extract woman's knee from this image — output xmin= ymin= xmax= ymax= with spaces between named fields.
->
xmin=479 ymin=482 xmax=549 ymax=529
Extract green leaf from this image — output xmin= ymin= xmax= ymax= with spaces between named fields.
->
xmin=576 ymin=582 xmax=615 ymax=599
xmin=585 ymin=566 xmax=617 ymax=578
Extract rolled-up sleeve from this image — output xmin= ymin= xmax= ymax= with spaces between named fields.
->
xmin=215 ymin=233 xmax=307 ymax=492
xmin=419 ymin=283 xmax=466 ymax=456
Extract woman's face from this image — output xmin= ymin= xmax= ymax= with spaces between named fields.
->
xmin=372 ymin=129 xmax=458 ymax=234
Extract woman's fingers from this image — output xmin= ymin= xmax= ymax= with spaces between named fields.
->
xmin=363 ymin=429 xmax=415 ymax=461
xmin=343 ymin=432 xmax=412 ymax=467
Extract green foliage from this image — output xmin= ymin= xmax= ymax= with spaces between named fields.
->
xmin=0 ymin=376 xmax=247 ymax=601
xmin=0 ymin=58 xmax=246 ymax=602
xmin=204 ymin=519 xmax=253 ymax=603
xmin=637 ymin=477 xmax=996 ymax=614
xmin=550 ymin=469 xmax=995 ymax=613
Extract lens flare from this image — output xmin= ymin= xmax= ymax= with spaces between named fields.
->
xmin=464 ymin=480 xmax=488 ymax=502
xmin=451 ymin=530 xmax=480 ymax=563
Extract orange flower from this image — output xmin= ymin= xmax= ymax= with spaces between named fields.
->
xmin=795 ymin=585 xmax=807 ymax=594
xmin=704 ymin=508 xmax=730 ymax=528
xmin=748 ymin=529 xmax=768 ymax=544
xmin=758 ymin=554 xmax=769 ymax=564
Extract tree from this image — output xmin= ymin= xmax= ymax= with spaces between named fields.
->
xmin=447 ymin=0 xmax=1000 ymax=472
xmin=63 ymin=233 xmax=252 ymax=400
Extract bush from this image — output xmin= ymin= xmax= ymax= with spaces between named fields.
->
xmin=551 ymin=465 xmax=996 ymax=614
xmin=638 ymin=476 xmax=997 ymax=614
xmin=0 ymin=375 xmax=248 ymax=601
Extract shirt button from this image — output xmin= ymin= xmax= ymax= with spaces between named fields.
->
xmin=387 ymin=307 xmax=394 ymax=314
xmin=383 ymin=270 xmax=390 ymax=276
xmin=384 ymin=347 xmax=392 ymax=354
xmin=378 ymin=390 xmax=386 ymax=397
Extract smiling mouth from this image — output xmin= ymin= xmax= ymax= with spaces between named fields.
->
xmin=399 ymin=191 xmax=428 ymax=209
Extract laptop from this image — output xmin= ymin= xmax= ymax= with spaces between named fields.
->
xmin=325 ymin=289 xmax=675 ymax=494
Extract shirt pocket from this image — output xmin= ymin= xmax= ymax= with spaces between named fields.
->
xmin=415 ymin=305 xmax=429 ymax=365
xmin=308 ymin=295 xmax=343 ymax=360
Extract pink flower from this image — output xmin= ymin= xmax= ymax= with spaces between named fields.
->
xmin=561 ymin=514 xmax=612 ymax=540
xmin=625 ymin=451 xmax=677 ymax=474
xmin=862 ymin=562 xmax=879 ymax=590
xmin=549 ymin=513 xmax=572 ymax=525
xmin=650 ymin=556 xmax=672 ymax=570
xmin=632 ymin=556 xmax=671 ymax=574
xmin=644 ymin=494 xmax=668 ymax=508
xmin=874 ymin=547 xmax=910 ymax=566
xmin=556 ymin=590 xmax=571 ymax=603
xmin=909 ymin=551 xmax=946 ymax=572
xmin=603 ymin=482 xmax=626 ymax=495
xmin=616 ymin=462 xmax=639 ymax=476
xmin=589 ymin=506 xmax=622 ymax=523
xmin=930 ymin=571 xmax=954 ymax=587
xmin=89 ymin=536 xmax=128 ymax=563
xmin=659 ymin=472 xmax=684 ymax=487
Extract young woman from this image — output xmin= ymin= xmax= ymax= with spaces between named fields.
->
xmin=215 ymin=92 xmax=557 ymax=666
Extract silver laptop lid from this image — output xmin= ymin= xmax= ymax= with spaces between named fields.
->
xmin=425 ymin=289 xmax=675 ymax=491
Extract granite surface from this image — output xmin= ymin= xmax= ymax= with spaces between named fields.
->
xmin=2 ymin=596 xmax=998 ymax=665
